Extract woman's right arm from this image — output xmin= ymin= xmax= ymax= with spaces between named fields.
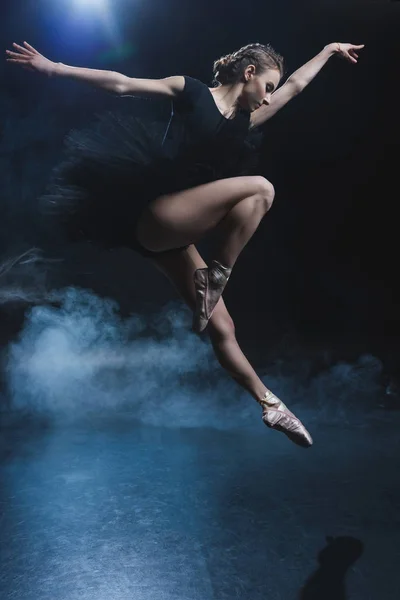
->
xmin=6 ymin=41 xmax=185 ymax=98
xmin=55 ymin=63 xmax=185 ymax=97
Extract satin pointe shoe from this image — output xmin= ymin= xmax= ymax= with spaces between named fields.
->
xmin=193 ymin=259 xmax=232 ymax=333
xmin=258 ymin=390 xmax=313 ymax=448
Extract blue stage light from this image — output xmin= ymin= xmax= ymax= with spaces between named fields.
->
xmin=73 ymin=0 xmax=109 ymax=11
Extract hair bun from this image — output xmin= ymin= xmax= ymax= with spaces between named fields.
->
xmin=212 ymin=42 xmax=284 ymax=86
xmin=219 ymin=55 xmax=232 ymax=67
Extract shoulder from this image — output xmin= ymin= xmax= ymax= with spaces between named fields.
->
xmin=170 ymin=76 xmax=210 ymax=111
xmin=158 ymin=75 xmax=186 ymax=97
xmin=117 ymin=75 xmax=208 ymax=100
xmin=179 ymin=76 xmax=209 ymax=98
xmin=160 ymin=75 xmax=208 ymax=97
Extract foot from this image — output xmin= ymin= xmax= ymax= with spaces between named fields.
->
xmin=258 ymin=390 xmax=313 ymax=448
xmin=193 ymin=260 xmax=231 ymax=333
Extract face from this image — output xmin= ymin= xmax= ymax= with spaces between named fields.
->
xmin=240 ymin=66 xmax=281 ymax=112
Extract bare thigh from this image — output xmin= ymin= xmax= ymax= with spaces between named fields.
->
xmin=150 ymin=244 xmax=234 ymax=335
xmin=135 ymin=175 xmax=271 ymax=253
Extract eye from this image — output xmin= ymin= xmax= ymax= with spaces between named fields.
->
xmin=265 ymin=83 xmax=274 ymax=93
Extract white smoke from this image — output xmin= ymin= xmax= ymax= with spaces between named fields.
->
xmin=4 ymin=286 xmax=384 ymax=430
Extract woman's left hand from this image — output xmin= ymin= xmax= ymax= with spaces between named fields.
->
xmin=332 ymin=43 xmax=365 ymax=64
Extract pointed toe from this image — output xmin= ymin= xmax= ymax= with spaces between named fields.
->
xmin=259 ymin=390 xmax=313 ymax=449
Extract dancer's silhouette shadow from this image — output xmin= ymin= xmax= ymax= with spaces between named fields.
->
xmin=299 ymin=536 xmax=364 ymax=600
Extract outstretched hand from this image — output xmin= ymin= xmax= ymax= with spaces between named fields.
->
xmin=6 ymin=41 xmax=56 ymax=76
xmin=335 ymin=43 xmax=365 ymax=64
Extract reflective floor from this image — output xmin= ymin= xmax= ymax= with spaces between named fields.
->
xmin=1 ymin=410 xmax=399 ymax=600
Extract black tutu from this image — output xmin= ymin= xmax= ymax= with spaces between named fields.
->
xmin=40 ymin=100 xmax=263 ymax=257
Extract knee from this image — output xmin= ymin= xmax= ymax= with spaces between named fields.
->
xmin=252 ymin=176 xmax=275 ymax=211
xmin=209 ymin=310 xmax=236 ymax=340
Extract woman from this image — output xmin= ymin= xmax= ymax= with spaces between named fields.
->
xmin=5 ymin=39 xmax=364 ymax=448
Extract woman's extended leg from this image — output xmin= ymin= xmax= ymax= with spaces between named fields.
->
xmin=136 ymin=175 xmax=275 ymax=332
xmin=149 ymin=244 xmax=313 ymax=448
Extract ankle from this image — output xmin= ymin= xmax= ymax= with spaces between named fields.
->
xmin=258 ymin=389 xmax=279 ymax=407
xmin=210 ymin=259 xmax=232 ymax=281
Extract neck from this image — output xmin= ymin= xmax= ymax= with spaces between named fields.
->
xmin=210 ymin=82 xmax=245 ymax=117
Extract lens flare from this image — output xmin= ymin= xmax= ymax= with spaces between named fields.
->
xmin=73 ymin=0 xmax=109 ymax=8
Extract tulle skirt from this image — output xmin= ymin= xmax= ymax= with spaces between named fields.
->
xmin=40 ymin=110 xmax=262 ymax=257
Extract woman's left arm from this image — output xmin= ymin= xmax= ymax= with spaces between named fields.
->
xmin=250 ymin=42 xmax=365 ymax=129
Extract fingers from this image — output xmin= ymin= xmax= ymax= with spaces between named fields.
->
xmin=12 ymin=42 xmax=33 ymax=56
xmin=336 ymin=42 xmax=364 ymax=65
xmin=6 ymin=50 xmax=30 ymax=59
xmin=5 ymin=42 xmax=40 ymax=62
xmin=23 ymin=41 xmax=40 ymax=54
xmin=350 ymin=44 xmax=364 ymax=56
xmin=347 ymin=48 xmax=360 ymax=64
xmin=6 ymin=58 xmax=30 ymax=64
xmin=346 ymin=53 xmax=357 ymax=64
xmin=347 ymin=44 xmax=364 ymax=50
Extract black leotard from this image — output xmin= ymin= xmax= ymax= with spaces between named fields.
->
xmin=41 ymin=76 xmax=263 ymax=257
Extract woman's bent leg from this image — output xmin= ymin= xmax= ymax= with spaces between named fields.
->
xmin=135 ymin=175 xmax=274 ymax=258
xmin=136 ymin=175 xmax=275 ymax=332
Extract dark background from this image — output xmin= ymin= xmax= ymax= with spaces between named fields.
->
xmin=1 ymin=5 xmax=400 ymax=598
xmin=0 ymin=0 xmax=399 ymax=391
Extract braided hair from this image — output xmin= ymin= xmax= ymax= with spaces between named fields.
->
xmin=212 ymin=42 xmax=284 ymax=86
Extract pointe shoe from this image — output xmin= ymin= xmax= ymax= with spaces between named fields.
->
xmin=193 ymin=259 xmax=231 ymax=333
xmin=258 ymin=390 xmax=313 ymax=448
